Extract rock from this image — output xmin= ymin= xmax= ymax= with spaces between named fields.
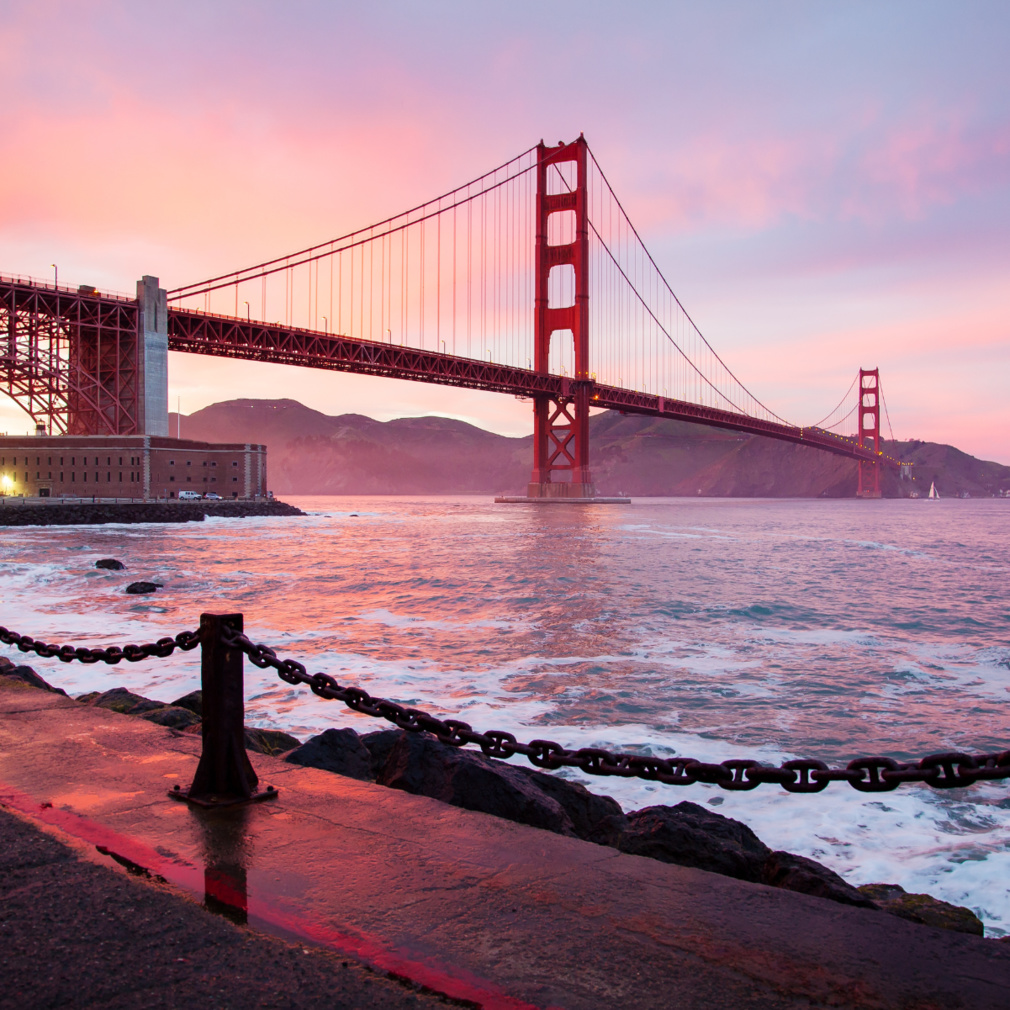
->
xmin=0 ymin=662 xmax=68 ymax=696
xmin=83 ymin=687 xmax=163 ymax=714
xmin=171 ymin=690 xmax=203 ymax=717
xmin=285 ymin=728 xmax=373 ymax=781
xmin=763 ymin=851 xmax=878 ymax=909
xmin=95 ymin=558 xmax=125 ymax=570
xmin=517 ymin=766 xmax=624 ymax=841
xmin=361 ymin=729 xmax=405 ymax=778
xmin=244 ymin=727 xmax=301 ymax=756
xmin=611 ymin=802 xmax=771 ymax=883
xmin=377 ymin=732 xmax=576 ymax=836
xmin=138 ymin=705 xmax=201 ymax=730
xmin=125 ymin=581 xmax=161 ymax=595
xmin=858 ymin=883 xmax=985 ymax=935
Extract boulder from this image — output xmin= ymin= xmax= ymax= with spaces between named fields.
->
xmin=858 ymin=883 xmax=984 ymax=935
xmin=125 ymin=581 xmax=161 ymax=595
xmin=244 ymin=727 xmax=301 ymax=756
xmin=138 ymin=705 xmax=201 ymax=730
xmin=0 ymin=661 xmax=68 ymax=696
xmin=171 ymin=690 xmax=203 ymax=717
xmin=95 ymin=558 xmax=125 ymax=570
xmin=83 ymin=687 xmax=163 ymax=714
xmin=762 ymin=850 xmax=878 ymax=909
xmin=377 ymin=732 xmax=576 ymax=836
xmin=517 ymin=766 xmax=624 ymax=841
xmin=361 ymin=729 xmax=406 ymax=778
xmin=285 ymin=728 xmax=373 ymax=781
xmin=609 ymin=802 xmax=771 ymax=883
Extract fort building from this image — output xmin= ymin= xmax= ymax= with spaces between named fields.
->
xmin=0 ymin=434 xmax=267 ymax=500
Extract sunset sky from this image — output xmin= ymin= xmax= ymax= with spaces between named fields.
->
xmin=2 ymin=1 xmax=1008 ymax=462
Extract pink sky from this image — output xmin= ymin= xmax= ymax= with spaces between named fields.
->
xmin=2 ymin=1 xmax=1008 ymax=462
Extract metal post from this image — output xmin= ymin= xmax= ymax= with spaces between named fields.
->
xmin=170 ymin=612 xmax=276 ymax=807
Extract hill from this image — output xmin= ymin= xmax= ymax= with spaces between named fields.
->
xmin=172 ymin=399 xmax=1010 ymax=498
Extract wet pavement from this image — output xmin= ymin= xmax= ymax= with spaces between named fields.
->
xmin=2 ymin=678 xmax=1010 ymax=1009
xmin=0 ymin=807 xmax=448 ymax=1009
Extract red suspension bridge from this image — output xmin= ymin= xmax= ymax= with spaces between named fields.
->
xmin=1 ymin=136 xmax=897 ymax=498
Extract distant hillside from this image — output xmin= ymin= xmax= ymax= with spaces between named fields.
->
xmin=173 ymin=399 xmax=1010 ymax=498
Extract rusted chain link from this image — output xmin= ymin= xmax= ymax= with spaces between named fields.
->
xmin=0 ymin=625 xmax=201 ymax=664
xmin=221 ymin=626 xmax=1010 ymax=794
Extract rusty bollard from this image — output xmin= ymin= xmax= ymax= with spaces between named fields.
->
xmin=170 ymin=612 xmax=277 ymax=807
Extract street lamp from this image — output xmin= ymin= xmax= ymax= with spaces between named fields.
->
xmin=322 ymin=316 xmax=328 ymax=333
xmin=51 ymin=264 xmax=57 ymax=288
xmin=244 ymin=301 xmax=250 ymax=322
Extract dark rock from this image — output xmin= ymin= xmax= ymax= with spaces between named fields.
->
xmin=171 ymin=690 xmax=203 ymax=717
xmin=377 ymin=732 xmax=575 ymax=836
xmin=125 ymin=581 xmax=161 ymax=595
xmin=244 ymin=727 xmax=301 ymax=756
xmin=518 ymin=767 xmax=624 ymax=841
xmin=612 ymin=802 xmax=771 ymax=883
xmin=286 ymin=728 xmax=373 ymax=781
xmin=84 ymin=687 xmax=163 ymax=714
xmin=0 ymin=663 xmax=68 ymax=696
xmin=128 ymin=699 xmax=170 ymax=715
xmin=138 ymin=705 xmax=201 ymax=730
xmin=95 ymin=558 xmax=125 ymax=570
xmin=858 ymin=883 xmax=984 ymax=935
xmin=763 ymin=851 xmax=878 ymax=909
xmin=361 ymin=729 xmax=405 ymax=778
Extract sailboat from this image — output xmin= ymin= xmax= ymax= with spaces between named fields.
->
xmin=927 ymin=481 xmax=940 ymax=499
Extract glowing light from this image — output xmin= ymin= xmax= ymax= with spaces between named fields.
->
xmin=0 ymin=474 xmax=13 ymax=490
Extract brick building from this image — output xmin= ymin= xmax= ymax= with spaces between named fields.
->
xmin=0 ymin=435 xmax=267 ymax=500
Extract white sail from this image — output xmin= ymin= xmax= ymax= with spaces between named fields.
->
xmin=928 ymin=481 xmax=940 ymax=499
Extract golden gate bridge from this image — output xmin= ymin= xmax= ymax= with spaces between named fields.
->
xmin=0 ymin=136 xmax=897 ymax=498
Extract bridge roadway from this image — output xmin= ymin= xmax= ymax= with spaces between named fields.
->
xmin=168 ymin=307 xmax=888 ymax=465
xmin=0 ymin=276 xmax=889 ymax=465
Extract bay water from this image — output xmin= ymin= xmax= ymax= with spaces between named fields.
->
xmin=3 ymin=495 xmax=1008 ymax=933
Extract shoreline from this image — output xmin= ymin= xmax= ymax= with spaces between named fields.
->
xmin=0 ymin=498 xmax=305 ymax=526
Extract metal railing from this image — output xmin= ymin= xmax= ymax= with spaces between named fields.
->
xmin=2 ymin=615 xmax=1008 ymax=806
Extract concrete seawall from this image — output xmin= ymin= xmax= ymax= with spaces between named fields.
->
xmin=1 ymin=678 xmax=1008 ymax=1008
xmin=0 ymin=499 xmax=305 ymax=526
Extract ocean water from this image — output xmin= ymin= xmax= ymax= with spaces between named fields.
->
xmin=2 ymin=495 xmax=1009 ymax=933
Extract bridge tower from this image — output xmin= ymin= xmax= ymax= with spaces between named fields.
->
xmin=526 ymin=136 xmax=596 ymax=499
xmin=857 ymin=367 xmax=882 ymax=498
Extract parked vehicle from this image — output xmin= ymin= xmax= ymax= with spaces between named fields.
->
xmin=178 ymin=490 xmax=202 ymax=500
xmin=203 ymin=492 xmax=222 ymax=500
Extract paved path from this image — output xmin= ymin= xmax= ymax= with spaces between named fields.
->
xmin=0 ymin=807 xmax=447 ymax=1009
xmin=2 ymin=678 xmax=1009 ymax=1009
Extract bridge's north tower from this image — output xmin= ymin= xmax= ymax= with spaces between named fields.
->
xmin=857 ymin=367 xmax=882 ymax=498
xmin=527 ymin=137 xmax=596 ymax=499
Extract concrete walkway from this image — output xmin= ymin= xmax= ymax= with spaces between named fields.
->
xmin=0 ymin=807 xmax=448 ymax=1009
xmin=1 ymin=678 xmax=1009 ymax=1009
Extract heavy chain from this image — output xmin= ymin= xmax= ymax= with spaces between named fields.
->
xmin=0 ymin=625 xmax=201 ymax=664
xmin=221 ymin=626 xmax=1010 ymax=794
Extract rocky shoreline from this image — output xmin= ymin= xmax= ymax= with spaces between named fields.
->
xmin=0 ymin=499 xmax=305 ymax=526
xmin=0 ymin=657 xmax=990 ymax=938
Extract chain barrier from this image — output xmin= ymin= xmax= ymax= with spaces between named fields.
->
xmin=220 ymin=626 xmax=1010 ymax=794
xmin=0 ymin=624 xmax=201 ymax=664
xmin=3 ymin=620 xmax=1008 ymax=794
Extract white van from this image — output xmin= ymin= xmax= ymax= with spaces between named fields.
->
xmin=178 ymin=490 xmax=202 ymax=501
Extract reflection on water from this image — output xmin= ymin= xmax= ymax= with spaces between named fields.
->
xmin=194 ymin=806 xmax=251 ymax=925
xmin=3 ymin=495 xmax=1010 ymax=931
